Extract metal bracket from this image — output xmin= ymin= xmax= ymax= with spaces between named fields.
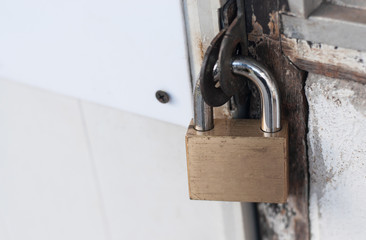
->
xmin=199 ymin=0 xmax=249 ymax=106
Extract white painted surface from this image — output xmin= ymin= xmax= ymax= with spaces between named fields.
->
xmin=0 ymin=80 xmax=107 ymax=240
xmin=0 ymin=79 xmax=246 ymax=240
xmin=306 ymin=73 xmax=366 ymax=240
xmin=0 ymin=0 xmax=192 ymax=126
xmin=183 ymin=0 xmax=221 ymax=80
xmin=81 ymin=101 xmax=246 ymax=240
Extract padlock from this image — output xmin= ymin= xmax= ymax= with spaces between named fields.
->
xmin=185 ymin=56 xmax=288 ymax=203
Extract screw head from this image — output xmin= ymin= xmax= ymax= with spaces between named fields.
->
xmin=155 ymin=90 xmax=170 ymax=104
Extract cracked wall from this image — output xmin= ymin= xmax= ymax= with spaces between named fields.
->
xmin=306 ymin=73 xmax=366 ymax=240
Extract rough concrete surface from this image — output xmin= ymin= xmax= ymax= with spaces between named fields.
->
xmin=306 ymin=73 xmax=366 ymax=240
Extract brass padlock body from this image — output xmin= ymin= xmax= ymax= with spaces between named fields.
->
xmin=186 ymin=119 xmax=288 ymax=203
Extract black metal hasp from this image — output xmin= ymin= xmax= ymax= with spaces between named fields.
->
xmin=199 ymin=0 xmax=249 ymax=107
xmin=218 ymin=0 xmax=248 ymax=97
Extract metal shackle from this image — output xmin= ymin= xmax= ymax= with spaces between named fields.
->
xmin=193 ymin=79 xmax=214 ymax=131
xmin=194 ymin=56 xmax=281 ymax=133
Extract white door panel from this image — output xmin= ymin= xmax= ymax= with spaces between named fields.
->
xmin=0 ymin=0 xmax=192 ymax=126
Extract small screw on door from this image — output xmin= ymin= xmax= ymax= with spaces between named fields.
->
xmin=155 ymin=90 xmax=170 ymax=104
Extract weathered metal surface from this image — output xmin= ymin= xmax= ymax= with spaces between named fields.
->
xmin=183 ymin=0 xmax=239 ymax=119
xmin=219 ymin=0 xmax=237 ymax=29
xmin=219 ymin=0 xmax=249 ymax=96
xmin=282 ymin=36 xmax=366 ymax=84
xmin=199 ymin=29 xmax=231 ymax=107
xmin=244 ymin=0 xmax=310 ymax=239
xmin=199 ymin=0 xmax=240 ymax=107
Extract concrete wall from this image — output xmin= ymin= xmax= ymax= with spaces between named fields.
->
xmin=306 ymin=73 xmax=366 ymax=240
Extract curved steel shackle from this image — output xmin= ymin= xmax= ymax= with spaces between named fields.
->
xmin=194 ymin=56 xmax=281 ymax=133
xmin=193 ymin=79 xmax=214 ymax=131
xmin=232 ymin=56 xmax=281 ymax=133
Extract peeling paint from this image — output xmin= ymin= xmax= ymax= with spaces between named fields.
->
xmin=268 ymin=11 xmax=279 ymax=39
xmin=248 ymin=13 xmax=264 ymax=45
xmin=282 ymin=36 xmax=366 ymax=83
xmin=283 ymin=37 xmax=366 ymax=73
xmin=248 ymin=11 xmax=279 ymax=44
